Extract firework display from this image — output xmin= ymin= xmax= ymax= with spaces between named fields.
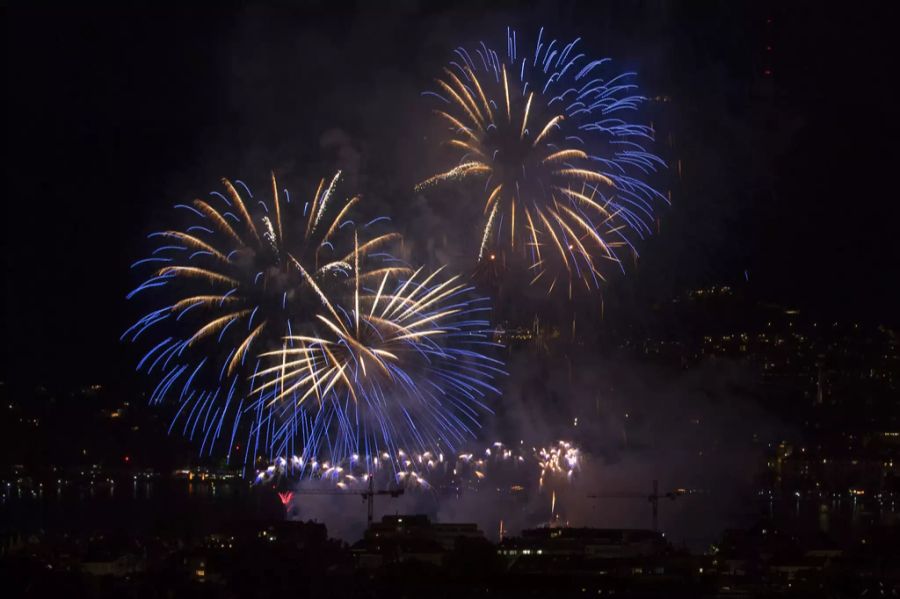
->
xmin=419 ymin=28 xmax=665 ymax=295
xmin=21 ymin=8 xmax=880 ymax=588
xmin=125 ymin=28 xmax=658 ymax=495
xmin=124 ymin=172 xmax=408 ymax=464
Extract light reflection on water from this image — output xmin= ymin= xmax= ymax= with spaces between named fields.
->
xmin=2 ymin=480 xmax=898 ymax=548
xmin=760 ymin=495 xmax=899 ymax=545
xmin=0 ymin=478 xmax=284 ymax=536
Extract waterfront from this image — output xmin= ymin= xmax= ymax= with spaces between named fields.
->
xmin=4 ymin=476 xmax=898 ymax=552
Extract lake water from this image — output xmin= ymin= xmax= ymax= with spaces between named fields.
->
xmin=2 ymin=479 xmax=897 ymax=551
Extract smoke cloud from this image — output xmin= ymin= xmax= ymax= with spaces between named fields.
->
xmin=287 ymin=346 xmax=784 ymax=551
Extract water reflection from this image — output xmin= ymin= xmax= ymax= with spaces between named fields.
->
xmin=0 ymin=477 xmax=268 ymax=538
xmin=761 ymin=494 xmax=898 ymax=547
xmin=2 ymin=479 xmax=898 ymax=546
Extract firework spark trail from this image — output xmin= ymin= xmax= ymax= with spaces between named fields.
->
xmin=124 ymin=171 xmax=404 ymax=467
xmin=419 ymin=28 xmax=666 ymax=295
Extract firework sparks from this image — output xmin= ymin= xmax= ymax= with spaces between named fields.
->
xmin=256 ymin=439 xmax=581 ymax=494
xmin=536 ymin=441 xmax=581 ymax=489
xmin=419 ymin=28 xmax=666 ymax=295
xmin=253 ymin=251 xmax=505 ymax=472
xmin=124 ymin=171 xmax=402 ymax=465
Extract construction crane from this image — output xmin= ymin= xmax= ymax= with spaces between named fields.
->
xmin=275 ymin=475 xmax=404 ymax=525
xmin=587 ymin=479 xmax=689 ymax=532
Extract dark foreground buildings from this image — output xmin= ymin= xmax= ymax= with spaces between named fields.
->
xmin=3 ymin=512 xmax=899 ymax=597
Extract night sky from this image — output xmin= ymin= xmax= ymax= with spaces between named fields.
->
xmin=6 ymin=1 xmax=899 ymax=390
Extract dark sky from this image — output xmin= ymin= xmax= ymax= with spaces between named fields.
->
xmin=6 ymin=1 xmax=899 ymax=389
